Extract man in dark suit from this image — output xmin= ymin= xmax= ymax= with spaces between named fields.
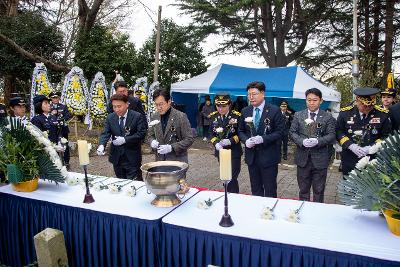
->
xmin=238 ymin=81 xmax=285 ymax=197
xmin=209 ymin=93 xmax=242 ymax=193
xmin=336 ymin=87 xmax=392 ymax=176
xmin=49 ymin=92 xmax=71 ymax=168
xmin=107 ymin=81 xmax=145 ymax=116
xmin=389 ymin=102 xmax=400 ymax=131
xmin=107 ymin=80 xmax=146 ymax=180
xmin=97 ymin=94 xmax=147 ymax=179
xmin=289 ymin=88 xmax=336 ymax=202
xmin=279 ymin=101 xmax=293 ymax=160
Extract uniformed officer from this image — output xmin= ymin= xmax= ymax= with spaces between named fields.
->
xmin=49 ymin=92 xmax=71 ymax=168
xmin=381 ymin=73 xmax=397 ymax=110
xmin=210 ymin=93 xmax=242 ymax=193
xmin=280 ymin=101 xmax=293 ymax=160
xmin=31 ymin=95 xmax=59 ymax=144
xmin=8 ymin=96 xmax=28 ymax=124
xmin=336 ymin=87 xmax=392 ymax=176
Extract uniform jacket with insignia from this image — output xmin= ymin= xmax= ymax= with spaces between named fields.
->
xmin=209 ymin=110 xmax=243 ymax=158
xmin=31 ymin=113 xmax=59 ymax=143
xmin=50 ymin=102 xmax=71 ymax=136
xmin=336 ymin=105 xmax=392 ymax=174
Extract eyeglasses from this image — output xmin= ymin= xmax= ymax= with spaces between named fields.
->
xmin=247 ymin=92 xmax=261 ymax=97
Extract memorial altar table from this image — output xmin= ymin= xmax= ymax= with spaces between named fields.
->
xmin=0 ymin=172 xmax=198 ymax=267
xmin=162 ymin=191 xmax=400 ymax=267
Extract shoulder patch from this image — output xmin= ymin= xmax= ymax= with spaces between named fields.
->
xmin=340 ymin=106 xmax=354 ymax=112
xmin=231 ymin=110 xmax=241 ymax=116
xmin=374 ymin=105 xmax=389 ymax=113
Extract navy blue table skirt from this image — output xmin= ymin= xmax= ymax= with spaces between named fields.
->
xmin=162 ymin=223 xmax=400 ymax=267
xmin=0 ymin=193 xmax=161 ymax=267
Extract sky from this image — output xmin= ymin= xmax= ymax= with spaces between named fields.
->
xmin=123 ymin=0 xmax=267 ymax=69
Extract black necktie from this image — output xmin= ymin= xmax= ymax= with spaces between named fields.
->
xmin=119 ymin=116 xmax=125 ymax=136
xmin=310 ymin=112 xmax=316 ymax=121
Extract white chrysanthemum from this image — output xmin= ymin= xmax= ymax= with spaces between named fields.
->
xmin=356 ymin=156 xmax=370 ymax=170
xmin=369 ymin=159 xmax=378 ymax=165
xmin=369 ymin=141 xmax=384 ymax=154
xmin=260 ymin=207 xmax=274 ymax=220
xmin=60 ymin=137 xmax=68 ymax=144
xmin=353 ymin=130 xmax=363 ymax=136
xmin=215 ymin=127 xmax=224 ymax=133
xmin=149 ymin=120 xmax=160 ymax=127
xmin=109 ymin=184 xmax=119 ymax=194
xmin=126 ymin=187 xmax=137 ymax=197
xmin=245 ymin=117 xmax=253 ymax=123
xmin=197 ymin=200 xmax=210 ymax=210
xmin=286 ymin=210 xmax=300 ymax=223
xmin=304 ymin=118 xmax=314 ymax=125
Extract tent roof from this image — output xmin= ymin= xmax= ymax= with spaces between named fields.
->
xmin=171 ymin=64 xmax=340 ymax=102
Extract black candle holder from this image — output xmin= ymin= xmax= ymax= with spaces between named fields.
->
xmin=219 ymin=181 xmax=234 ymax=227
xmin=83 ymin=165 xmax=95 ymax=204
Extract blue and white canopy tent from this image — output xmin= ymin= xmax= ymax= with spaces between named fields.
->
xmin=170 ymin=64 xmax=341 ymax=127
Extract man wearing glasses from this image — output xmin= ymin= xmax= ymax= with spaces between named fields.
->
xmin=147 ymin=89 xmax=194 ymax=163
xmin=238 ymin=81 xmax=285 ymax=197
xmin=209 ymin=93 xmax=242 ymax=193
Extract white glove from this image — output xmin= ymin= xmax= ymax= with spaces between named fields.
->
xmin=157 ymin=144 xmax=172 ymax=155
xmin=96 ymin=145 xmax=105 ymax=156
xmin=362 ymin=146 xmax=371 ymax=155
xmin=349 ymin=144 xmax=368 ymax=158
xmin=55 ymin=142 xmax=66 ymax=152
xmin=253 ymin=135 xmax=263 ymax=145
xmin=220 ymin=139 xmax=231 ymax=147
xmin=151 ymin=139 xmax=159 ymax=149
xmin=307 ymin=138 xmax=318 ymax=148
xmin=245 ymin=138 xmax=256 ymax=148
xmin=112 ymin=136 xmax=126 ymax=146
xmin=215 ymin=143 xmax=223 ymax=151
xmin=303 ymin=138 xmax=312 ymax=148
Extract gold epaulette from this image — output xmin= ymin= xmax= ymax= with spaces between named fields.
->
xmin=209 ymin=111 xmax=218 ymax=117
xmin=374 ymin=105 xmax=389 ymax=113
xmin=231 ymin=110 xmax=241 ymax=116
xmin=340 ymin=106 xmax=354 ymax=112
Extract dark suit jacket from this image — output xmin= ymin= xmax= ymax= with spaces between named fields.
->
xmin=99 ymin=110 xmax=147 ymax=165
xmin=389 ymin=103 xmax=400 ymax=131
xmin=31 ymin=114 xmax=59 ymax=143
xmin=107 ymin=96 xmax=145 ymax=116
xmin=238 ymin=103 xmax=285 ymax=167
xmin=289 ymin=109 xmax=336 ymax=169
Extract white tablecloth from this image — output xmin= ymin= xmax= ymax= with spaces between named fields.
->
xmin=162 ymin=191 xmax=400 ymax=262
xmin=0 ymin=172 xmax=198 ymax=221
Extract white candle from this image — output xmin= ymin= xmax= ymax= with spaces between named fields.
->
xmin=219 ymin=149 xmax=232 ymax=181
xmin=77 ymin=140 xmax=90 ymax=165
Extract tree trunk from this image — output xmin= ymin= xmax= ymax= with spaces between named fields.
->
xmin=4 ymin=74 xmax=15 ymax=103
xmin=383 ymin=0 xmax=395 ymax=78
xmin=370 ymin=0 xmax=381 ymax=74
xmin=7 ymin=0 xmax=19 ymax=16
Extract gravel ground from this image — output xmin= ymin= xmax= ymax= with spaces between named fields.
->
xmin=69 ymin=137 xmax=343 ymax=204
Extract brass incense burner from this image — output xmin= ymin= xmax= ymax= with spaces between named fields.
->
xmin=141 ymin=161 xmax=189 ymax=207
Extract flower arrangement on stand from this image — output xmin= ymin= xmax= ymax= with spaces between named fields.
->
xmin=61 ymin=67 xmax=91 ymax=117
xmin=338 ymin=131 xmax=400 ymax=236
xmin=89 ymin=72 xmax=108 ymax=122
xmin=29 ymin=63 xmax=54 ymax=119
xmin=0 ymin=119 xmax=67 ymax=191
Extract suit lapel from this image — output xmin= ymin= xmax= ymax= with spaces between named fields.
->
xmin=256 ymin=104 xmax=270 ymax=135
xmin=111 ymin=113 xmax=121 ymax=136
xmin=124 ymin=110 xmax=134 ymax=135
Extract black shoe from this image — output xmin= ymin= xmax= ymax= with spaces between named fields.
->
xmin=65 ymin=163 xmax=70 ymax=171
xmin=283 ymin=155 xmax=287 ymax=160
